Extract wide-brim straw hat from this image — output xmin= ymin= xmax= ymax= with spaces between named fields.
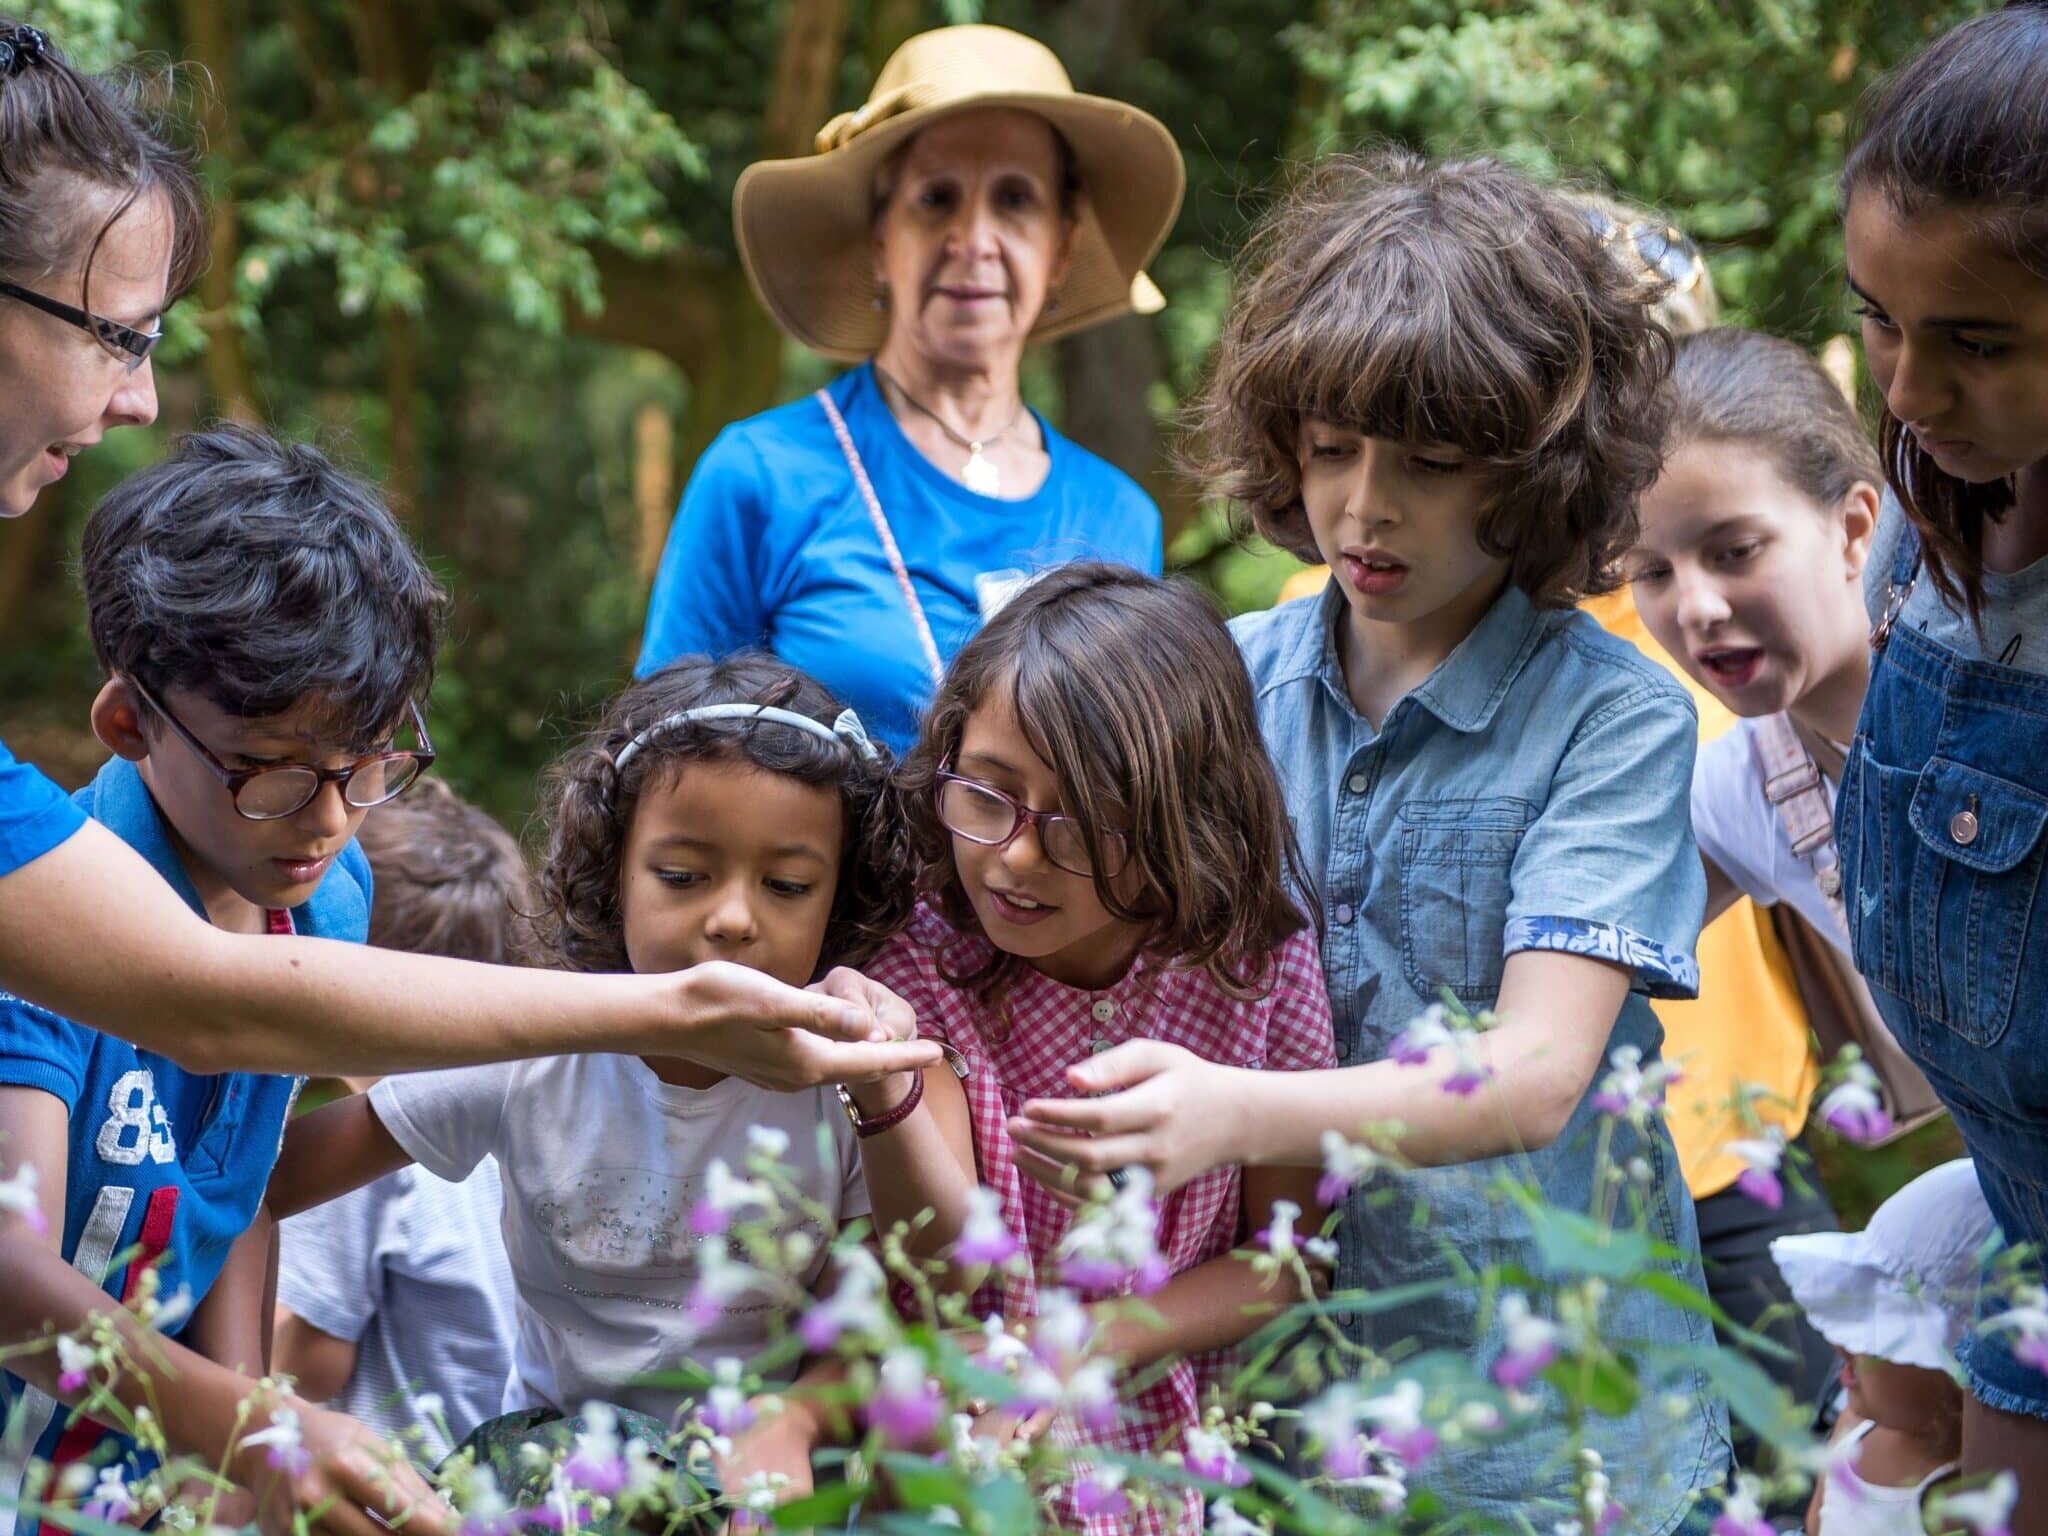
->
xmin=734 ymin=24 xmax=1185 ymax=362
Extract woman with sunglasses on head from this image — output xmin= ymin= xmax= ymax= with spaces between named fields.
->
xmin=0 ymin=18 xmax=932 ymax=1203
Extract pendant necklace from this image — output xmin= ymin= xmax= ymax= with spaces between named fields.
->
xmin=875 ymin=365 xmax=1027 ymax=496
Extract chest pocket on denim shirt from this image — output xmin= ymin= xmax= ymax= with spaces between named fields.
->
xmin=1397 ymin=797 xmax=1534 ymax=1007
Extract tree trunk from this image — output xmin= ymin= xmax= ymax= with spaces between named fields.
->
xmin=177 ymin=0 xmax=257 ymax=420
xmin=763 ymin=0 xmax=854 ymax=158
xmin=382 ymin=307 xmax=420 ymax=523
xmin=632 ymin=402 xmax=677 ymax=585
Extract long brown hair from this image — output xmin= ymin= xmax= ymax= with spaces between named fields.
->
xmin=1841 ymin=2 xmax=2048 ymax=619
xmin=0 ymin=19 xmax=206 ymax=308
xmin=1187 ymin=149 xmax=1674 ymax=609
xmin=899 ymin=562 xmax=1311 ymax=1020
xmin=1663 ymin=328 xmax=1883 ymax=508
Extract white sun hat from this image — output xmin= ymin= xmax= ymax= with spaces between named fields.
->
xmin=1770 ymin=1158 xmax=1996 ymax=1372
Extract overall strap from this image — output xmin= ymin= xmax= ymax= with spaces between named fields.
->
xmin=1872 ymin=521 xmax=1923 ymax=652
xmin=816 ymin=387 xmax=946 ymax=687
xmin=1751 ymin=712 xmax=1847 ymax=935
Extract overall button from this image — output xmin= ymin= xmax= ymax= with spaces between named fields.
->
xmin=1090 ymin=999 xmax=1116 ymax=1023
xmin=1332 ymin=902 xmax=1354 ymax=925
xmin=1346 ymin=772 xmax=1369 ymax=795
xmin=1950 ymin=805 xmax=1980 ymax=847
xmin=1335 ymin=1038 xmax=1354 ymax=1061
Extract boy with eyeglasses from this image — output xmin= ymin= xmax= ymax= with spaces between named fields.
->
xmin=0 ymin=423 xmax=443 ymax=1531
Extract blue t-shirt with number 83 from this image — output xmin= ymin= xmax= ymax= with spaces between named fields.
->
xmin=0 ymin=756 xmax=368 ymax=1509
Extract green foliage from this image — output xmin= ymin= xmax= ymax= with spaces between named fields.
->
xmin=1283 ymin=0 xmax=1990 ymax=342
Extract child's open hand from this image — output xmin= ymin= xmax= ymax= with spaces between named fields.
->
xmin=1006 ymin=1040 xmax=1246 ymax=1197
xmin=233 ymin=1400 xmax=451 ymax=1536
xmin=670 ymin=961 xmax=938 ymax=1091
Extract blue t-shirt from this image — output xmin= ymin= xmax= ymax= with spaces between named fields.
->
xmin=0 ymin=757 xmax=370 ymax=1510
xmin=0 ymin=737 xmax=85 ymax=881
xmin=637 ymin=363 xmax=1163 ymax=753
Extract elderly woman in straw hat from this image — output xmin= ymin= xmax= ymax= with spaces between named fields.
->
xmin=637 ymin=25 xmax=1182 ymax=752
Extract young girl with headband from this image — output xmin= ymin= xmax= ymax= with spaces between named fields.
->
xmin=266 ymin=655 xmax=917 ymax=1463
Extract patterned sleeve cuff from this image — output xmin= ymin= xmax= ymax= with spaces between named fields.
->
xmin=1503 ymin=916 xmax=1700 ymax=1000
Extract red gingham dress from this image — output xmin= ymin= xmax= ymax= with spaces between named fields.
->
xmin=866 ymin=906 xmax=1337 ymax=1534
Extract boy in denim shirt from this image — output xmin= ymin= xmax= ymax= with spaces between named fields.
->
xmin=0 ymin=426 xmax=444 ymax=1532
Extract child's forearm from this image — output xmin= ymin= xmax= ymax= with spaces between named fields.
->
xmin=850 ymin=1069 xmax=981 ymax=1275
xmin=185 ymin=1210 xmax=275 ymax=1378
xmin=265 ymin=1094 xmax=411 ymax=1220
xmin=1088 ymin=1254 xmax=1304 ymax=1371
xmin=0 ymin=1231 xmax=285 ymax=1467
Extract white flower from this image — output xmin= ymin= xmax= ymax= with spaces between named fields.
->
xmin=1317 ymin=1131 xmax=1383 ymax=1204
xmin=1589 ymin=1044 xmax=1681 ymax=1125
xmin=1931 ymin=1472 xmax=2019 ymax=1536
xmin=1056 ymin=1168 xmax=1168 ymax=1293
xmin=0 ymin=1161 xmax=45 ymax=1235
xmin=745 ymin=1124 xmax=791 ymax=1161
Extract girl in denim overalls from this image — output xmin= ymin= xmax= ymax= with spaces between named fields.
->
xmin=1835 ymin=5 xmax=2048 ymax=1515
xmin=1008 ymin=152 xmax=1729 ymax=1531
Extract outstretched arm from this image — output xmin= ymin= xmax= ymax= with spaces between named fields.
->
xmin=1008 ymin=950 xmax=1630 ymax=1193
xmin=0 ymin=821 xmax=938 ymax=1085
xmin=264 ymin=1095 xmax=412 ymax=1221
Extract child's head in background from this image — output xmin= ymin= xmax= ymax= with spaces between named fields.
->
xmin=535 ymin=652 xmax=913 ymax=990
xmin=356 ymin=776 xmax=532 ymax=964
xmin=897 ymin=561 xmax=1308 ymax=1010
xmin=1192 ymin=149 xmax=1674 ymax=643
xmin=1627 ymin=327 xmax=1883 ymax=737
xmin=80 ymin=423 xmax=444 ymax=928
xmin=1774 ymin=1159 xmax=1994 ymax=1457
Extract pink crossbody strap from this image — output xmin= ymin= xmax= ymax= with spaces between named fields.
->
xmin=1750 ymin=711 xmax=1847 ymax=936
xmin=816 ymin=388 xmax=945 ymax=687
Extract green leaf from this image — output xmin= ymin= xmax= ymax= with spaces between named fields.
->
xmin=771 ymin=1480 xmax=863 ymax=1528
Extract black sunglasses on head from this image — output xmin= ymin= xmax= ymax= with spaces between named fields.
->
xmin=0 ymin=280 xmax=163 ymax=370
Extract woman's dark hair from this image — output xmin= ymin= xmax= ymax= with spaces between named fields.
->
xmin=899 ymin=562 xmax=1310 ymax=1027
xmin=1841 ymin=2 xmax=2048 ymax=618
xmin=0 ymin=19 xmax=206 ymax=312
xmin=81 ymin=422 xmax=446 ymax=752
xmin=536 ymin=654 xmax=916 ymax=978
xmin=1188 ymin=149 xmax=1674 ymax=609
xmin=1663 ymin=328 xmax=1883 ymax=508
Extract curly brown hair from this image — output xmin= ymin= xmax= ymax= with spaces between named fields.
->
xmin=356 ymin=777 xmax=534 ymax=966
xmin=899 ymin=563 xmax=1312 ymax=1023
xmin=1187 ymin=150 xmax=1675 ymax=608
xmin=535 ymin=654 xmax=917 ymax=977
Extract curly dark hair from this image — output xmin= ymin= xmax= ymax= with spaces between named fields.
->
xmin=899 ymin=562 xmax=1312 ymax=1026
xmin=534 ymin=653 xmax=917 ymax=978
xmin=1841 ymin=3 xmax=2048 ymax=622
xmin=1187 ymin=149 xmax=1675 ymax=608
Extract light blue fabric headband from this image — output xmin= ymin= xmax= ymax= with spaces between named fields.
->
xmin=612 ymin=703 xmax=881 ymax=774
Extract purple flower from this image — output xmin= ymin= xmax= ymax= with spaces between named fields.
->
xmin=243 ymin=1405 xmax=312 ymax=1476
xmin=689 ymin=1159 xmax=765 ymax=1237
xmin=1184 ymin=1427 xmax=1252 ymax=1488
xmin=1727 ymin=1132 xmax=1786 ymax=1211
xmin=1984 ymin=1285 xmax=2048 ymax=1377
xmin=1932 ymin=1472 xmax=2018 ymax=1536
xmin=1442 ymin=1064 xmax=1493 ymax=1097
xmin=868 ymin=1348 xmax=945 ymax=1449
xmin=1070 ymin=1467 xmax=1130 ymax=1519
xmin=1317 ymin=1132 xmax=1381 ymax=1207
xmin=1590 ymin=1044 xmax=1681 ymax=1126
xmin=1489 ymin=1294 xmax=1561 ymax=1391
xmin=0 ymin=1162 xmax=46 ymax=1236
xmin=1360 ymin=1381 xmax=1437 ymax=1467
xmin=1388 ymin=1005 xmax=1452 ymax=1066
xmin=561 ymin=1404 xmax=629 ymax=1496
xmin=1056 ymin=1169 xmax=1169 ymax=1298
xmin=702 ymin=1358 xmax=755 ymax=1437
xmin=55 ymin=1335 xmax=91 ymax=1396
xmin=1818 ymin=1070 xmax=1893 ymax=1146
xmin=799 ymin=1247 xmax=890 ymax=1352
xmin=954 ymin=1188 xmax=1024 ymax=1269
xmin=81 ymin=1468 xmax=132 ymax=1525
